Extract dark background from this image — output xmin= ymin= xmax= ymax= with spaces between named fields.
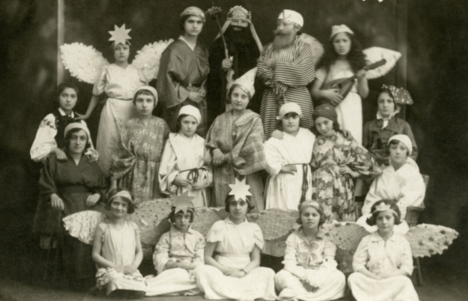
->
xmin=0 ymin=0 xmax=467 ymax=283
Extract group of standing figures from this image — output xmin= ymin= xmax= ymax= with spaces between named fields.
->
xmin=30 ymin=5 xmax=426 ymax=301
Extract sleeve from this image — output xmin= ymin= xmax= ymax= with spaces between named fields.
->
xmin=205 ymin=116 xmax=221 ymax=150
xmin=398 ymin=170 xmax=426 ymax=215
xmin=109 ymin=122 xmax=136 ymax=180
xmin=348 ymin=138 xmax=380 ymax=177
xmin=403 ymin=122 xmax=418 ymax=161
xmin=158 ymin=139 xmax=179 ymax=195
xmin=192 ymin=232 xmax=206 ymax=267
xmin=38 ymin=155 xmax=59 ymax=201
xmin=362 ymin=121 xmax=371 ymax=150
xmin=156 ymin=47 xmax=189 ymax=108
xmin=256 ymin=46 xmax=274 ymax=86
xmin=199 ymin=146 xmax=213 ymax=186
xmin=89 ymin=162 xmax=109 ymax=203
xmin=251 ymin=223 xmax=264 ymax=250
xmin=282 ymin=232 xmax=307 ymax=279
xmin=30 ymin=114 xmax=58 ymax=162
xmin=274 ymin=42 xmax=315 ymax=86
xmin=352 ymin=236 xmax=370 ymax=273
xmin=97 ymin=222 xmax=108 ymax=242
xmin=205 ymin=221 xmax=224 ymax=243
xmin=130 ymin=221 xmax=141 ymax=234
xmin=315 ymin=67 xmax=327 ymax=82
xmin=264 ymin=138 xmax=285 ymax=177
xmin=398 ymin=237 xmax=414 ymax=276
xmin=362 ymin=177 xmax=381 ymax=216
xmin=323 ymin=239 xmax=338 ymax=269
xmin=153 ymin=232 xmax=172 ymax=274
xmin=92 ymin=66 xmax=108 ymax=96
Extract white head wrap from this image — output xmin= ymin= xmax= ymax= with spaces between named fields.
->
xmin=108 ymin=190 xmax=133 ymax=205
xmin=277 ymin=102 xmax=303 ymax=120
xmin=388 ymin=134 xmax=413 ymax=156
xmin=64 ymin=123 xmax=91 ymax=142
xmin=178 ymin=105 xmax=201 ymax=124
xmin=180 ymin=6 xmax=205 ymax=22
xmin=278 ymin=10 xmax=303 ymax=28
xmin=133 ymin=86 xmax=158 ymax=105
xmin=330 ymin=24 xmax=354 ymax=40
xmin=230 ymin=67 xmax=257 ymax=99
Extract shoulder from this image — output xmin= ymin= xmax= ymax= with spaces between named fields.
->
xmin=151 ymin=116 xmax=170 ymax=128
xmin=128 ymin=220 xmax=139 ymax=230
xmin=211 ymin=220 xmax=226 ymax=230
xmin=393 ymin=234 xmax=410 ymax=245
xmin=97 ymin=221 xmax=109 ymax=232
xmin=190 ymin=228 xmax=205 ymax=240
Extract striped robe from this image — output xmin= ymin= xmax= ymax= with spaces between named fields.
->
xmin=257 ymin=36 xmax=315 ymax=138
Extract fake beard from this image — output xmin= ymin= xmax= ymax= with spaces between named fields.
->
xmin=225 ymin=26 xmax=253 ymax=45
xmin=272 ymin=30 xmax=296 ymax=49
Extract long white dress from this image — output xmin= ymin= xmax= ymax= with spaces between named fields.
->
xmin=159 ymin=133 xmax=212 ymax=207
xmin=194 ymin=218 xmax=277 ymax=300
xmin=145 ymin=226 xmax=205 ymax=296
xmin=93 ymin=64 xmax=146 ymax=175
xmin=348 ymin=232 xmax=419 ymax=301
xmin=95 ymin=221 xmax=146 ymax=295
xmin=275 ymin=227 xmax=346 ymax=301
xmin=317 ymin=60 xmax=363 ymax=144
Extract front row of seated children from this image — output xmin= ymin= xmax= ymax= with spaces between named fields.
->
xmin=92 ymin=184 xmax=419 ymax=300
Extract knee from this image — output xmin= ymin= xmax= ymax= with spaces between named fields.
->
xmin=274 ymin=269 xmax=291 ymax=282
xmin=347 ymin=272 xmax=360 ymax=286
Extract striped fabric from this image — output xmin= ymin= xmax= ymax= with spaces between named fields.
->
xmin=257 ymin=36 xmax=316 ymax=138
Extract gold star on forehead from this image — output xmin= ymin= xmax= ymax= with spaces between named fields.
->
xmin=109 ymin=24 xmax=132 ymax=46
xmin=228 ymin=178 xmax=252 ymax=201
xmin=172 ymin=191 xmax=195 ymax=214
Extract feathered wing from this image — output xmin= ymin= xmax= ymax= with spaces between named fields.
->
xmin=363 ymin=47 xmax=401 ymax=80
xmin=60 ymin=43 xmax=109 ymax=84
xmin=322 ymin=222 xmax=370 ymax=253
xmin=62 ymin=210 xmax=107 ymax=245
xmin=405 ymin=224 xmax=459 ymax=258
xmin=131 ymin=39 xmax=174 ymax=83
xmin=299 ymin=33 xmax=324 ymax=65
xmin=192 ymin=207 xmax=227 ymax=236
xmin=247 ymin=209 xmax=298 ymax=241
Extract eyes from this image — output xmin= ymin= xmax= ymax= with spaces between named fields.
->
xmin=175 ymin=213 xmax=192 ymax=220
xmin=70 ymin=134 xmax=87 ymax=142
xmin=60 ymin=92 xmax=77 ymax=99
xmin=232 ymin=92 xmax=248 ymax=100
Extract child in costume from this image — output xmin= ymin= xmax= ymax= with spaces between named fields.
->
xmin=110 ymin=86 xmax=170 ymax=203
xmin=145 ymin=196 xmax=205 ymax=296
xmin=275 ymin=200 xmax=346 ymax=301
xmin=80 ymin=24 xmax=146 ymax=175
xmin=91 ymin=188 xmax=146 ymax=298
xmin=159 ymin=105 xmax=212 ymax=207
xmin=193 ymin=178 xmax=277 ymax=300
xmin=311 ymin=24 xmax=369 ymax=144
xmin=348 ymin=200 xmax=419 ymax=301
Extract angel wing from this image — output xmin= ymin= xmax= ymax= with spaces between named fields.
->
xmin=62 ymin=210 xmax=107 ymax=244
xmin=60 ymin=43 xmax=109 ymax=84
xmin=247 ymin=209 xmax=298 ymax=241
xmin=191 ymin=207 xmax=226 ymax=236
xmin=131 ymin=39 xmax=174 ymax=83
xmin=363 ymin=47 xmax=401 ymax=80
xmin=299 ymin=33 xmax=324 ymax=65
xmin=405 ymin=224 xmax=459 ymax=258
xmin=322 ymin=221 xmax=370 ymax=253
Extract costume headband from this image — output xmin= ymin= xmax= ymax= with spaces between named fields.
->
xmin=108 ymin=190 xmax=133 ymax=205
xmin=178 ymin=105 xmax=201 ymax=124
xmin=277 ymin=102 xmax=303 ymax=120
xmin=172 ymin=192 xmax=195 ymax=215
xmin=278 ymin=9 xmax=304 ymax=28
xmin=109 ymin=24 xmax=132 ymax=46
xmin=228 ymin=6 xmax=251 ymax=22
xmin=180 ymin=6 xmax=206 ymax=22
xmin=229 ymin=178 xmax=252 ymax=201
xmin=64 ymin=122 xmax=91 ymax=140
xmin=298 ymin=200 xmax=321 ymax=212
xmin=373 ymin=202 xmax=399 ymax=217
xmin=388 ymin=134 xmax=413 ymax=156
xmin=330 ymin=24 xmax=354 ymax=40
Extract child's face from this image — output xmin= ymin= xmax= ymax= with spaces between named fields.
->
xmin=377 ymin=92 xmax=396 ymax=118
xmin=315 ymin=116 xmax=335 ymax=137
xmin=282 ymin=113 xmax=300 ymax=134
xmin=180 ymin=115 xmax=198 ymax=137
xmin=68 ymin=130 xmax=88 ymax=155
xmin=135 ymin=93 xmax=155 ymax=117
xmin=229 ymin=199 xmax=248 ymax=220
xmin=110 ymin=197 xmax=129 ymax=217
xmin=59 ymin=88 xmax=78 ymax=113
xmin=230 ymin=87 xmax=250 ymax=112
xmin=332 ymin=33 xmax=351 ymax=57
xmin=114 ymin=43 xmax=130 ymax=63
xmin=184 ymin=16 xmax=204 ymax=37
xmin=376 ymin=210 xmax=395 ymax=234
xmin=173 ymin=211 xmax=192 ymax=232
xmin=300 ymin=207 xmax=321 ymax=230
xmin=389 ymin=141 xmax=409 ymax=166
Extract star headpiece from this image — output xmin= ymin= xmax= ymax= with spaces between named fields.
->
xmin=228 ymin=178 xmax=252 ymax=201
xmin=109 ymin=24 xmax=132 ymax=46
xmin=228 ymin=6 xmax=251 ymax=22
xmin=171 ymin=191 xmax=195 ymax=214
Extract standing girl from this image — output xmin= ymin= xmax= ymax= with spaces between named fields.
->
xmin=91 ymin=188 xmax=146 ymax=298
xmin=80 ymin=25 xmax=146 ymax=175
xmin=206 ymin=68 xmax=266 ymax=211
xmin=194 ymin=179 xmax=277 ymax=300
xmin=110 ymin=86 xmax=170 ymax=204
xmin=310 ymin=104 xmax=378 ymax=222
xmin=159 ymin=105 xmax=212 ymax=207
xmin=275 ymin=201 xmax=346 ymax=301
xmin=311 ymin=24 xmax=368 ymax=144
xmin=157 ymin=7 xmax=210 ymax=136
xmin=348 ymin=200 xmax=419 ymax=301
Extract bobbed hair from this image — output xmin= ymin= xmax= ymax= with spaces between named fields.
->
xmin=318 ymin=32 xmax=366 ymax=73
xmin=179 ymin=14 xmax=204 ymax=32
xmin=105 ymin=187 xmax=135 ymax=214
xmin=132 ymin=89 xmax=155 ymax=105
xmin=296 ymin=201 xmax=327 ymax=228
xmin=366 ymin=200 xmax=402 ymax=226
xmin=168 ymin=209 xmax=195 ymax=224
xmin=377 ymin=87 xmax=401 ymax=111
xmin=56 ymin=82 xmax=79 ymax=104
xmin=310 ymin=120 xmax=341 ymax=137
xmin=225 ymin=195 xmax=255 ymax=213
xmin=385 ymin=139 xmax=410 ymax=157
xmin=63 ymin=127 xmax=91 ymax=153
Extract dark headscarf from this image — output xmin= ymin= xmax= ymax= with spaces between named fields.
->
xmin=312 ymin=104 xmax=338 ymax=123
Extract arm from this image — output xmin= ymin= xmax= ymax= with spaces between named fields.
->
xmin=79 ymin=95 xmax=99 ymax=120
xmin=274 ymin=43 xmax=315 ymax=86
xmin=380 ymin=239 xmax=413 ymax=279
xmin=283 ymin=233 xmax=307 ymax=280
xmin=243 ymin=245 xmax=261 ymax=274
xmin=153 ymin=233 xmax=172 ymax=274
xmin=310 ymin=68 xmax=343 ymax=106
xmin=124 ymin=228 xmax=143 ymax=274
xmin=204 ymin=241 xmax=233 ymax=274
xmin=30 ymin=114 xmax=59 ymax=162
xmin=264 ymin=139 xmax=286 ymax=177
xmin=159 ymin=140 xmax=184 ymax=193
xmin=92 ymin=225 xmax=119 ymax=270
xmin=353 ymin=236 xmax=379 ymax=280
xmin=356 ymin=70 xmax=369 ymax=99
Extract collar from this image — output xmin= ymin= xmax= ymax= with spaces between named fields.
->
xmin=179 ymin=36 xmax=196 ymax=51
xmin=58 ymin=107 xmax=75 ymax=117
xmin=224 ymin=217 xmax=248 ymax=225
xmin=370 ymin=231 xmax=396 ymax=242
xmin=376 ymin=111 xmax=391 ymax=121
xmin=170 ymin=225 xmax=194 ymax=236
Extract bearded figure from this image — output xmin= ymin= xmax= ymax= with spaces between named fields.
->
xmin=206 ymin=6 xmax=263 ymax=126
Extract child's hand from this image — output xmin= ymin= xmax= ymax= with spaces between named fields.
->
xmin=280 ymin=165 xmax=297 ymax=175
xmin=86 ymin=193 xmax=101 ymax=207
xmin=164 ymin=260 xmax=178 ymax=270
xmin=50 ymin=193 xmax=65 ymax=211
xmin=123 ymin=264 xmax=137 ymax=275
xmin=323 ymin=89 xmax=343 ymax=106
xmin=173 ymin=175 xmax=192 ymax=189
xmin=224 ymin=269 xmax=245 ymax=278
xmin=114 ymin=265 xmax=124 ymax=273
xmin=53 ymin=148 xmax=67 ymax=161
xmin=341 ymin=129 xmax=354 ymax=141
xmin=212 ymin=149 xmax=225 ymax=166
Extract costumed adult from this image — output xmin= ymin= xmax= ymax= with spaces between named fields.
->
xmin=206 ymin=5 xmax=263 ymax=124
xmin=38 ymin=123 xmax=107 ymax=290
xmin=361 ymin=134 xmax=425 ymax=221
xmin=257 ymin=9 xmax=316 ymax=139
xmin=156 ymin=6 xmax=210 ymax=137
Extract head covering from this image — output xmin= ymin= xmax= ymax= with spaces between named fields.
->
xmin=64 ymin=123 xmax=91 ymax=142
xmin=108 ymin=190 xmax=133 ymax=205
xmin=230 ymin=67 xmax=257 ymax=99
xmin=312 ymin=104 xmax=338 ymax=123
xmin=178 ymin=105 xmax=201 ymax=124
xmin=298 ymin=200 xmax=321 ymax=213
xmin=229 ymin=177 xmax=252 ymax=201
xmin=133 ymin=86 xmax=158 ymax=105
xmin=109 ymin=24 xmax=132 ymax=46
xmin=216 ymin=6 xmax=263 ymax=53
xmin=278 ymin=9 xmax=304 ymax=28
xmin=372 ymin=201 xmax=400 ymax=219
xmin=330 ymin=24 xmax=354 ymax=40
xmin=171 ymin=193 xmax=195 ymax=215
xmin=388 ymin=134 xmax=413 ymax=156
xmin=180 ymin=6 xmax=205 ymax=22
xmin=381 ymin=84 xmax=414 ymax=105
xmin=277 ymin=102 xmax=303 ymax=120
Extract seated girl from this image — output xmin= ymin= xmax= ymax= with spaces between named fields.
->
xmin=275 ymin=200 xmax=346 ymax=301
xmin=146 ymin=196 xmax=205 ymax=296
xmin=193 ymin=179 xmax=277 ymax=300
xmin=363 ymin=85 xmax=418 ymax=165
xmin=91 ymin=188 xmax=146 ymax=298
xmin=348 ymin=200 xmax=419 ymax=301
xmin=361 ymin=134 xmax=425 ymax=220
xmin=159 ymin=105 xmax=212 ymax=207
xmin=110 ymin=86 xmax=170 ymax=204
